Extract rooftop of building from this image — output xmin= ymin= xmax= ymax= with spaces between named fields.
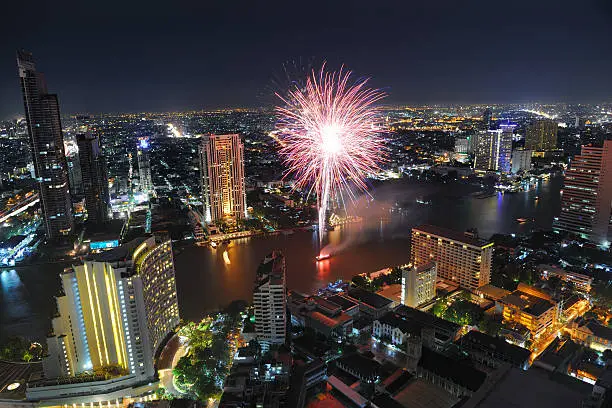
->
xmin=582 ymin=320 xmax=612 ymax=342
xmin=335 ymin=353 xmax=382 ymax=380
xmin=476 ymin=284 xmax=511 ymax=301
xmin=309 ymin=310 xmax=352 ymax=329
xmin=0 ymin=360 xmax=43 ymax=400
xmin=461 ymin=330 xmax=531 ymax=365
xmin=393 ymin=304 xmax=460 ymax=335
xmin=473 ymin=366 xmax=591 ymax=408
xmin=412 ymin=224 xmax=491 ymax=248
xmin=255 ymin=251 xmax=285 ymax=286
xmin=377 ymin=311 xmax=425 ymax=337
xmin=418 ymin=347 xmax=486 ymax=392
xmin=347 ymin=287 xmax=393 ymax=310
xmin=391 ymin=378 xmax=459 ymax=408
xmin=326 ymin=294 xmax=359 ymax=311
xmin=501 ymin=290 xmax=555 ymax=317
xmin=89 ymin=236 xmax=149 ymax=263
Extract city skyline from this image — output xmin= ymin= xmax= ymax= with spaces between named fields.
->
xmin=1 ymin=3 xmax=612 ymax=407
xmin=2 ymin=0 xmax=612 ymax=118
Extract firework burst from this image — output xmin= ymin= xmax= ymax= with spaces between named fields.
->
xmin=275 ymin=66 xmax=386 ymax=242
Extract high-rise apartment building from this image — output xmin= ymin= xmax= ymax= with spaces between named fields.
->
xmin=17 ymin=51 xmax=73 ymax=239
xmin=511 ymin=148 xmax=532 ymax=174
xmin=473 ymin=125 xmax=513 ymax=173
xmin=554 ymin=141 xmax=612 ymax=245
xmin=44 ymin=235 xmax=179 ymax=380
xmin=137 ymin=137 xmax=153 ymax=196
xmin=254 ymin=251 xmax=287 ymax=350
xmin=411 ymin=225 xmax=493 ymax=291
xmin=401 ymin=262 xmax=437 ymax=308
xmin=77 ymin=131 xmax=109 ymax=224
xmin=525 ymin=119 xmax=558 ymax=151
xmin=482 ymin=108 xmax=493 ymax=130
xmin=200 ymin=134 xmax=247 ymax=223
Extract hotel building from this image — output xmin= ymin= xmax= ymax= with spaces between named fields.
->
xmin=473 ymin=124 xmax=513 ymax=173
xmin=411 ymin=225 xmax=493 ymax=291
xmin=200 ymin=134 xmax=247 ymax=223
xmin=35 ymin=235 xmax=179 ymax=404
xmin=254 ymin=251 xmax=287 ymax=350
xmin=554 ymin=141 xmax=612 ymax=245
xmin=401 ymin=262 xmax=437 ymax=308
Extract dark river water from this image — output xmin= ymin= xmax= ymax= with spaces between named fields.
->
xmin=0 ymin=177 xmax=562 ymax=341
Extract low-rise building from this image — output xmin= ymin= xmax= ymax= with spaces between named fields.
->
xmin=346 ymin=287 xmax=393 ymax=319
xmin=459 ymin=330 xmax=531 ymax=370
xmin=417 ymin=347 xmax=487 ymax=398
xmin=500 ymin=283 xmax=558 ymax=338
xmin=568 ymin=318 xmax=612 ymax=352
xmin=537 ymin=264 xmax=593 ymax=293
xmin=390 ymin=305 xmax=461 ymax=351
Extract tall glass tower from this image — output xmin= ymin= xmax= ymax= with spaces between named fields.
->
xmin=17 ymin=50 xmax=73 ymax=239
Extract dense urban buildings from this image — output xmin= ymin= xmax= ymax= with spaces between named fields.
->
xmin=39 ymin=235 xmax=178 ymax=403
xmin=76 ymin=130 xmax=109 ymax=225
xmin=411 ymin=225 xmax=493 ymax=290
xmin=137 ymin=136 xmax=153 ymax=196
xmin=473 ymin=124 xmax=513 ymax=173
xmin=17 ymin=50 xmax=73 ymax=239
xmin=554 ymin=140 xmax=612 ymax=245
xmin=525 ymin=118 xmax=558 ymax=151
xmin=253 ymin=251 xmax=287 ymax=350
xmin=401 ymin=262 xmax=437 ymax=308
xmin=199 ymin=133 xmax=247 ymax=223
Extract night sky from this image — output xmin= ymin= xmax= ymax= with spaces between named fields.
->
xmin=1 ymin=0 xmax=612 ymax=119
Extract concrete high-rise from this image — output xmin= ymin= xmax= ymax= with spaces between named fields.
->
xmin=254 ymin=251 xmax=287 ymax=350
xmin=137 ymin=137 xmax=154 ymax=196
xmin=525 ymin=119 xmax=558 ymax=151
xmin=473 ymin=125 xmax=513 ymax=173
xmin=511 ymin=148 xmax=532 ymax=174
xmin=17 ymin=50 xmax=73 ymax=239
xmin=411 ymin=225 xmax=493 ymax=291
xmin=200 ymin=134 xmax=247 ymax=223
xmin=554 ymin=141 xmax=612 ymax=245
xmin=77 ymin=130 xmax=109 ymax=225
xmin=44 ymin=235 xmax=179 ymax=379
xmin=401 ymin=262 xmax=437 ymax=308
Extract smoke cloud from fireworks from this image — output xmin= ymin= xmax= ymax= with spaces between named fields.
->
xmin=275 ymin=65 xmax=386 ymax=243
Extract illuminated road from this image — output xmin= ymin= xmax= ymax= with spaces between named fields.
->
xmin=0 ymin=192 xmax=39 ymax=223
xmin=529 ymin=299 xmax=590 ymax=364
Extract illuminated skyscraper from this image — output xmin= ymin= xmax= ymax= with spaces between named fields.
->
xmin=473 ymin=124 xmax=513 ymax=173
xmin=200 ymin=134 xmax=247 ymax=223
xmin=17 ymin=50 xmax=73 ymax=239
xmin=525 ymin=119 xmax=558 ymax=151
xmin=254 ymin=251 xmax=287 ymax=351
xmin=554 ymin=141 xmax=612 ymax=245
xmin=137 ymin=137 xmax=153 ymax=196
xmin=411 ymin=225 xmax=493 ymax=291
xmin=44 ymin=235 xmax=179 ymax=380
xmin=77 ymin=131 xmax=109 ymax=224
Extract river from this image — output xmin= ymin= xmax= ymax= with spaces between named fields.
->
xmin=0 ymin=176 xmax=562 ymax=341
